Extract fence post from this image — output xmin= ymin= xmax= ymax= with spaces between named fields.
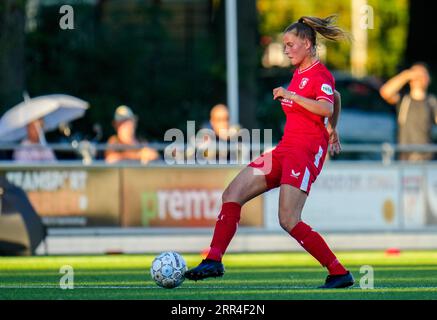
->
xmin=382 ymin=143 xmax=395 ymax=165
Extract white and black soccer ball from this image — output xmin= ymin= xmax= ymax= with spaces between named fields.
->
xmin=150 ymin=251 xmax=187 ymax=289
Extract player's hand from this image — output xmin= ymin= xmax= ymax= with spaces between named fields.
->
xmin=273 ymin=87 xmax=291 ymax=101
xmin=327 ymin=126 xmax=341 ymax=156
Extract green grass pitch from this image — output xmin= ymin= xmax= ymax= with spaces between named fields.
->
xmin=1 ymin=251 xmax=437 ymax=300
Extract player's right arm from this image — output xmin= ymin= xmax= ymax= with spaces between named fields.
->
xmin=379 ymin=69 xmax=413 ymax=105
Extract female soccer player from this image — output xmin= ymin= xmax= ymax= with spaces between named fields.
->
xmin=185 ymin=15 xmax=354 ymax=289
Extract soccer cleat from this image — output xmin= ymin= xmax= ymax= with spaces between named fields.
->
xmin=318 ymin=271 xmax=355 ymax=289
xmin=184 ymin=259 xmax=225 ymax=281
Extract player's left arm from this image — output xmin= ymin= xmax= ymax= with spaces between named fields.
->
xmin=327 ymin=90 xmax=342 ymax=155
xmin=329 ymin=90 xmax=341 ymax=129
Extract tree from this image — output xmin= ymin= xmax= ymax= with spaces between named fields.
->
xmin=237 ymin=0 xmax=259 ymax=130
xmin=0 ymin=0 xmax=26 ymax=112
xmin=406 ymin=0 xmax=437 ymax=70
xmin=257 ymin=0 xmax=408 ymax=77
xmin=210 ymin=0 xmax=260 ymax=130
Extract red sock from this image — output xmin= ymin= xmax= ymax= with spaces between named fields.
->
xmin=207 ymin=202 xmax=242 ymax=262
xmin=290 ymin=221 xmax=347 ymax=275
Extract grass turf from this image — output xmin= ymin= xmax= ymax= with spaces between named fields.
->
xmin=0 ymin=251 xmax=437 ymax=300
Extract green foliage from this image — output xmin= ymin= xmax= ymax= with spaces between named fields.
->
xmin=255 ymin=0 xmax=408 ymax=140
xmin=257 ymin=0 xmax=408 ymax=77
xmin=25 ymin=2 xmax=223 ymax=141
xmin=258 ymin=0 xmax=408 ymax=77
xmin=3 ymin=0 xmax=411 ymax=145
xmin=0 ymin=0 xmax=27 ymax=109
xmin=0 ymin=0 xmax=27 ymax=12
xmin=367 ymin=0 xmax=409 ymax=76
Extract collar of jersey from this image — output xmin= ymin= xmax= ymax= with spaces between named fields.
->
xmin=297 ymin=60 xmax=320 ymax=74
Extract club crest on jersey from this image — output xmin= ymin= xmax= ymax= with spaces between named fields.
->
xmin=299 ymin=77 xmax=309 ymax=89
xmin=321 ymin=84 xmax=333 ymax=95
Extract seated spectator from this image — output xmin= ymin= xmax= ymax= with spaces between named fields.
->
xmin=13 ymin=118 xmax=56 ymax=163
xmin=105 ymin=105 xmax=159 ymax=164
xmin=209 ymin=104 xmax=240 ymax=140
xmin=197 ymin=103 xmax=245 ymax=163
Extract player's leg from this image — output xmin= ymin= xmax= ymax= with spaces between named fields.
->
xmin=278 ymin=184 xmax=354 ymax=288
xmin=207 ymin=166 xmax=270 ymax=259
xmin=185 ymin=166 xmax=271 ymax=281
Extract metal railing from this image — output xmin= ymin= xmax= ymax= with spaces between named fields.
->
xmin=0 ymin=142 xmax=436 ymax=165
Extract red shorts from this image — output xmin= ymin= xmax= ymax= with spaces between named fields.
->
xmin=248 ymin=142 xmax=327 ymax=194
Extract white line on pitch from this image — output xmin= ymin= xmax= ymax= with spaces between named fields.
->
xmin=1 ymin=285 xmax=437 ymax=290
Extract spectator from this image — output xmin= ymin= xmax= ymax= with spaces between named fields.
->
xmin=209 ymin=104 xmax=239 ymax=141
xmin=13 ymin=118 xmax=56 ymax=162
xmin=105 ymin=105 xmax=159 ymax=164
xmin=380 ymin=62 xmax=437 ymax=161
xmin=197 ymin=104 xmax=245 ymax=163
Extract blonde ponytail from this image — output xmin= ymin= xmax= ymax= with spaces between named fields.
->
xmin=285 ymin=15 xmax=349 ymax=47
xmin=298 ymin=15 xmax=348 ymax=41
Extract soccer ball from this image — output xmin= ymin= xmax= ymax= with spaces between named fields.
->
xmin=150 ymin=251 xmax=187 ymax=289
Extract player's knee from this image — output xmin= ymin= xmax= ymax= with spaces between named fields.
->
xmin=279 ymin=219 xmax=297 ymax=233
xmin=222 ymin=186 xmax=241 ymax=204
xmin=278 ymin=211 xmax=300 ymax=233
xmin=221 ymin=187 xmax=232 ymax=203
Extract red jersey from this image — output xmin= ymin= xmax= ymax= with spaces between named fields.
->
xmin=278 ymin=60 xmax=335 ymax=148
xmin=249 ymin=60 xmax=334 ymax=194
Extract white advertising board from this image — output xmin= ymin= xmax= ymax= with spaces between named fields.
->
xmin=401 ymin=168 xmax=426 ymax=228
xmin=264 ymin=166 xmax=401 ymax=231
xmin=425 ymin=167 xmax=437 ymax=226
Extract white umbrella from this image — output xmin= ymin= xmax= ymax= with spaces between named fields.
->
xmin=0 ymin=94 xmax=89 ymax=142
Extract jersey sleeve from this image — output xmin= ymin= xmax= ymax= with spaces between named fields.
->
xmin=313 ymin=73 xmax=335 ymax=104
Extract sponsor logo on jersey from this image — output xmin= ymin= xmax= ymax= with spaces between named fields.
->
xmin=299 ymin=77 xmax=309 ymax=89
xmin=280 ymin=91 xmax=296 ymax=107
xmin=321 ymin=84 xmax=333 ymax=95
xmin=291 ymin=170 xmax=301 ymax=178
xmin=281 ymin=98 xmax=293 ymax=107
